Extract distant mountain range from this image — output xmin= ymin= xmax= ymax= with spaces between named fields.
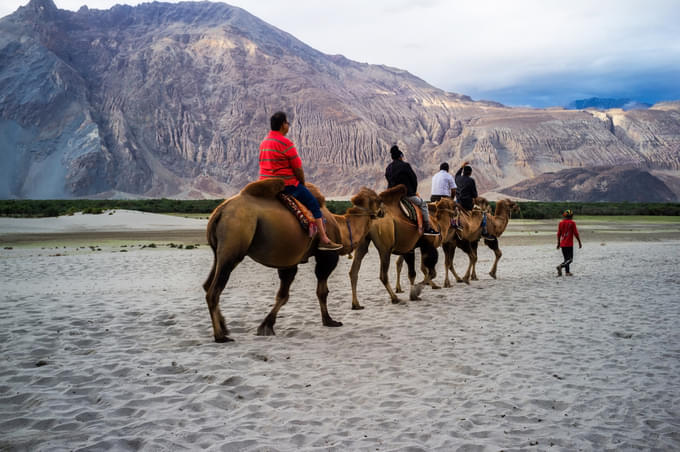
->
xmin=566 ymin=97 xmax=652 ymax=111
xmin=1 ymin=0 xmax=679 ymax=201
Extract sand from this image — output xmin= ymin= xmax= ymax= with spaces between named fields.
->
xmin=1 ymin=211 xmax=679 ymax=451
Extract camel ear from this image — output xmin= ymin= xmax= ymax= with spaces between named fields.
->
xmin=350 ymin=191 xmax=365 ymax=207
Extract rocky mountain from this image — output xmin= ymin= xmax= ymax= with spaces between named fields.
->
xmin=1 ymin=0 xmax=679 ymax=200
xmin=500 ymin=166 xmax=677 ymax=202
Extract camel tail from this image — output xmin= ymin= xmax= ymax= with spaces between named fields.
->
xmin=203 ymin=207 xmax=224 ymax=292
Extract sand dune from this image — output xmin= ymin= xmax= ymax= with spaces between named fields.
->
xmin=1 ymin=213 xmax=679 ymax=450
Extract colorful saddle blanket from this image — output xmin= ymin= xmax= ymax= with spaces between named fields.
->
xmin=277 ymin=192 xmax=318 ymax=237
xmin=399 ymin=197 xmax=423 ymax=230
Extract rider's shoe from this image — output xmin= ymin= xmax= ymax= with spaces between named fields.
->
xmin=318 ymin=240 xmax=343 ymax=251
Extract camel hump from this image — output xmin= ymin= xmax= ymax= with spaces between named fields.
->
xmin=305 ymin=183 xmax=326 ymax=207
xmin=380 ymin=185 xmax=407 ymax=204
xmin=241 ymin=179 xmax=286 ymax=198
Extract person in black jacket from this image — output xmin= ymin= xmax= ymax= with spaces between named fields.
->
xmin=385 ymin=145 xmax=439 ymax=236
xmin=454 ymin=161 xmax=478 ymax=211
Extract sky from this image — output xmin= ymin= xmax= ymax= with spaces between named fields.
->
xmin=2 ymin=0 xmax=679 ymax=107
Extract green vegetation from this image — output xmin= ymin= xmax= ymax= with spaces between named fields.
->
xmin=0 ymin=199 xmax=677 ymax=218
xmin=0 ymin=199 xmax=224 ymax=218
xmin=513 ymin=201 xmax=680 ymax=219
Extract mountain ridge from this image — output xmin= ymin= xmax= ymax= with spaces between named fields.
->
xmin=1 ymin=0 xmax=679 ymax=200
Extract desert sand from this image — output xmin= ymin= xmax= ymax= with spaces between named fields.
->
xmin=1 ymin=211 xmax=679 ymax=451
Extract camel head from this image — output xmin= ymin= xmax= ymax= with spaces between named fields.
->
xmin=496 ymin=199 xmax=520 ymax=218
xmin=349 ymin=187 xmax=385 ymax=219
xmin=432 ymin=197 xmax=457 ymax=220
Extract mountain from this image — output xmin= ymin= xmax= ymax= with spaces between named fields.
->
xmin=1 ymin=0 xmax=679 ymax=200
xmin=499 ymin=166 xmax=676 ymax=202
xmin=566 ymin=97 xmax=652 ymax=111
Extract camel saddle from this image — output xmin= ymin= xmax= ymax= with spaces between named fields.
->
xmin=399 ymin=198 xmax=424 ymax=230
xmin=277 ymin=192 xmax=318 ymax=237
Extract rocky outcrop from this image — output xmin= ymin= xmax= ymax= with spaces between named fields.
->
xmin=499 ymin=166 xmax=677 ymax=202
xmin=1 ymin=0 xmax=679 ymax=200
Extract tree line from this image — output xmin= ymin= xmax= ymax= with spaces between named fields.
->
xmin=0 ymin=199 xmax=678 ymax=219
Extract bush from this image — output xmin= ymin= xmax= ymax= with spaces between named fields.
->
xmin=1 ymin=199 xmax=678 ymax=218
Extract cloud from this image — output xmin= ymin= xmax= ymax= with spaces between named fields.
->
xmin=2 ymin=0 xmax=679 ymax=107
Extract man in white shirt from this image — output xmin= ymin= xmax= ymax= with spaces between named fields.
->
xmin=430 ymin=162 xmax=457 ymax=202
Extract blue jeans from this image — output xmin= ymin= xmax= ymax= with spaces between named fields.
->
xmin=283 ymin=184 xmax=322 ymax=219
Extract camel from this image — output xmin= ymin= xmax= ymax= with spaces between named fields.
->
xmin=348 ymin=184 xmax=439 ymax=308
xmin=443 ymin=199 xmax=520 ymax=285
xmin=470 ymin=198 xmax=520 ymax=280
xmin=394 ymin=198 xmax=458 ymax=296
xmin=203 ymin=178 xmax=384 ymax=342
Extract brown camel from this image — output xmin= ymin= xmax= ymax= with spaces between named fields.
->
xmin=443 ymin=199 xmax=520 ymax=285
xmin=441 ymin=200 xmax=486 ymax=286
xmin=470 ymin=198 xmax=520 ymax=280
xmin=203 ymin=178 xmax=384 ymax=342
xmin=348 ymin=184 xmax=439 ymax=308
xmin=394 ymin=198 xmax=457 ymax=296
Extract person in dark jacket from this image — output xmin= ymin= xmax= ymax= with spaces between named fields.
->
xmin=454 ymin=161 xmax=478 ymax=211
xmin=385 ymin=145 xmax=439 ymax=236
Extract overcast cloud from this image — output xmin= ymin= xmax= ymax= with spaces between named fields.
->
xmin=2 ymin=0 xmax=679 ymax=107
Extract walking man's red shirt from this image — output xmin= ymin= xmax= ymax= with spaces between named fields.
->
xmin=259 ymin=131 xmax=302 ymax=187
xmin=558 ymin=219 xmax=580 ymax=247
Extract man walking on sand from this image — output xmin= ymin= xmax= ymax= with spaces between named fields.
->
xmin=556 ymin=209 xmax=582 ymax=276
xmin=259 ymin=111 xmax=342 ymax=251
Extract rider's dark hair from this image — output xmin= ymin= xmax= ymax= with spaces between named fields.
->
xmin=440 ymin=162 xmax=449 ymax=171
xmin=270 ymin=111 xmax=288 ymax=131
xmin=463 ymin=165 xmax=472 ymax=176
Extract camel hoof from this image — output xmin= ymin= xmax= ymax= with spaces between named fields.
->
xmin=323 ymin=319 xmax=343 ymax=327
xmin=444 ymin=281 xmax=451 ymax=288
xmin=214 ymin=336 xmax=234 ymax=343
xmin=396 ymin=288 xmax=403 ymax=293
xmin=489 ymin=272 xmax=497 ymax=279
xmin=256 ymin=326 xmax=275 ymax=336
xmin=351 ymin=305 xmax=365 ymax=310
xmin=431 ymin=284 xmax=441 ymax=290
xmin=409 ymin=284 xmax=424 ymax=301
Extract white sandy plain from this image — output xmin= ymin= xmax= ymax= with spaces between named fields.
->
xmin=1 ymin=212 xmax=680 ymax=451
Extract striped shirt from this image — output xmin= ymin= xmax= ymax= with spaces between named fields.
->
xmin=259 ymin=130 xmax=302 ymax=186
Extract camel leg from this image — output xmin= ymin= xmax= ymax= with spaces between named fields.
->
xmin=395 ymin=255 xmax=405 ymax=293
xmin=485 ymin=238 xmax=502 ymax=279
xmin=349 ymin=236 xmax=371 ymax=310
xmin=470 ymin=240 xmax=479 ymax=281
xmin=204 ymin=217 xmax=255 ymax=343
xmin=205 ymin=257 xmax=241 ymax=342
xmin=315 ymin=252 xmax=342 ymax=327
xmin=377 ymin=249 xmax=401 ymax=304
xmin=257 ymin=266 xmax=298 ymax=336
xmin=447 ymin=241 xmax=468 ymax=284
xmin=462 ymin=247 xmax=477 ymax=284
xmin=443 ymin=242 xmax=454 ymax=288
xmin=401 ymin=251 xmax=425 ymax=301
xmin=418 ymin=241 xmax=440 ymax=290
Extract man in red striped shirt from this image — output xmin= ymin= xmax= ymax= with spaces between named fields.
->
xmin=259 ymin=111 xmax=342 ymax=251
